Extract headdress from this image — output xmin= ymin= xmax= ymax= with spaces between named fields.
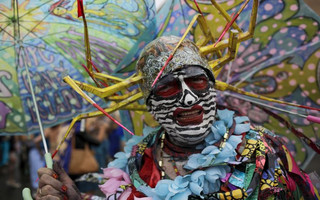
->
xmin=136 ymin=35 xmax=214 ymax=99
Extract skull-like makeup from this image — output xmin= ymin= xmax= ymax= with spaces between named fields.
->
xmin=136 ymin=36 xmax=217 ymax=146
xmin=147 ymin=66 xmax=217 ymax=146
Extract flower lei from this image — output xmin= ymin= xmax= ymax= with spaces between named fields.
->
xmin=101 ymin=109 xmax=251 ymax=200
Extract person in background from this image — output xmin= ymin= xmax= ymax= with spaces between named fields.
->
xmin=88 ymin=116 xmax=111 ymax=171
xmin=68 ymin=120 xmax=101 ymax=194
xmin=107 ymin=112 xmax=125 ymax=162
xmin=0 ymin=136 xmax=10 ymax=170
xmin=28 ymin=133 xmax=45 ymax=195
xmin=5 ymin=136 xmax=21 ymax=188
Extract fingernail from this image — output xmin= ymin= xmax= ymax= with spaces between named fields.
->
xmin=61 ymin=185 xmax=67 ymax=193
xmin=52 ymin=173 xmax=58 ymax=179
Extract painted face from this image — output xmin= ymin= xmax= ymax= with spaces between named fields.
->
xmin=147 ymin=66 xmax=217 ymax=146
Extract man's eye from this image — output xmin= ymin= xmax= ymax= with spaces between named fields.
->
xmin=185 ymin=75 xmax=208 ymax=90
xmin=155 ymin=80 xmax=180 ymax=97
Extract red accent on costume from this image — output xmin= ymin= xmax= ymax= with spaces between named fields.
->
xmin=77 ymin=0 xmax=84 ymax=17
xmin=140 ymin=148 xmax=161 ymax=187
xmin=128 ymin=148 xmax=161 ymax=199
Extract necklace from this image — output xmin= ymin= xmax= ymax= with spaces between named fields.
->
xmin=158 ymin=133 xmax=183 ymax=179
xmin=169 ymin=157 xmax=181 ymax=176
xmin=159 ymin=133 xmax=166 ymax=179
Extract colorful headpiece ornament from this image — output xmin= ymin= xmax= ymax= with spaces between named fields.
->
xmin=136 ymin=35 xmax=214 ymax=100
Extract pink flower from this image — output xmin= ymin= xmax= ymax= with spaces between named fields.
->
xmin=102 ymin=167 xmax=131 ymax=182
xmin=99 ymin=168 xmax=131 ymax=197
xmin=99 ymin=167 xmax=152 ymax=200
xmin=119 ymin=187 xmax=132 ymax=200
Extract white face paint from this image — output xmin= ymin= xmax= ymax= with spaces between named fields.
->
xmin=179 ymin=75 xmax=199 ymax=106
xmin=147 ymin=66 xmax=217 ymax=147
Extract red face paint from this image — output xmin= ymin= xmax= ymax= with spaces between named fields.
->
xmin=173 ymin=105 xmax=204 ymax=126
xmin=185 ymin=74 xmax=208 ymax=90
xmin=155 ymin=79 xmax=181 ymax=97
xmin=154 ymin=74 xmax=209 ymax=98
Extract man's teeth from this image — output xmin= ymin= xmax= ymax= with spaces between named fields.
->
xmin=179 ymin=110 xmax=199 ymax=116
xmin=180 ymin=116 xmax=192 ymax=120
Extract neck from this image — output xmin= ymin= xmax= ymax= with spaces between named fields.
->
xmin=163 ymin=134 xmax=202 ymax=157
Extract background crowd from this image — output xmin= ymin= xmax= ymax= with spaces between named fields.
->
xmin=0 ymin=112 xmax=125 ymax=198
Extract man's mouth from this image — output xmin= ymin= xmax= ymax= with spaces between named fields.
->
xmin=173 ymin=105 xmax=204 ymax=126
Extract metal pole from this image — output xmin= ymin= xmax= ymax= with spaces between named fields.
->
xmin=23 ymin=53 xmax=49 ymax=153
xmin=14 ymin=0 xmax=49 ymax=154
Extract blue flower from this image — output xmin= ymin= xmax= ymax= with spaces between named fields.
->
xmin=217 ymin=109 xmax=234 ymax=128
xmin=108 ymin=152 xmax=128 ymax=171
xmin=166 ymin=176 xmax=192 ymax=200
xmin=185 ymin=154 xmax=205 ymax=170
xmin=124 ymin=135 xmax=144 ymax=153
xmin=171 ymin=176 xmax=190 ymax=191
xmin=205 ymin=131 xmax=220 ymax=145
xmin=190 ymin=171 xmax=206 ymax=197
xmin=213 ymin=121 xmax=227 ymax=136
xmin=227 ymin=135 xmax=242 ymax=149
xmin=206 ymin=122 xmax=225 ymax=145
xmin=204 ymin=166 xmax=230 ymax=193
xmin=201 ymin=145 xmax=220 ymax=155
xmin=234 ymin=116 xmax=250 ymax=134
xmin=152 ymin=176 xmax=193 ymax=199
xmin=154 ymin=179 xmax=173 ymax=199
xmin=185 ymin=146 xmax=220 ymax=170
xmin=170 ymin=190 xmax=192 ymax=200
xmin=213 ymin=143 xmax=236 ymax=164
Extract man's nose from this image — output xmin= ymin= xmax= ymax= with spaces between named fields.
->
xmin=179 ymin=79 xmax=199 ymax=106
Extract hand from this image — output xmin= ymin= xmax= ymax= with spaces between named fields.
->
xmin=36 ymin=162 xmax=81 ymax=200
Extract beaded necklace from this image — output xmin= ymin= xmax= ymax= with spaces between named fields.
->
xmin=158 ymin=133 xmax=183 ymax=179
xmin=169 ymin=157 xmax=180 ymax=176
xmin=159 ymin=133 xmax=166 ymax=179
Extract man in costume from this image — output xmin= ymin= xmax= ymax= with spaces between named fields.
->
xmin=36 ymin=36 xmax=319 ymax=200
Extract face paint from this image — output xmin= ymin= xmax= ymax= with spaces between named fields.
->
xmin=147 ymin=66 xmax=217 ymax=146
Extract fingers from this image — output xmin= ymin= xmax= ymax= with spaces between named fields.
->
xmin=65 ymin=183 xmax=81 ymax=199
xmin=39 ymin=174 xmax=64 ymax=192
xmin=38 ymin=167 xmax=54 ymax=178
xmin=52 ymin=162 xmax=65 ymax=177
xmin=53 ymin=162 xmax=73 ymax=184
xmin=36 ymin=182 xmax=68 ymax=200
xmin=36 ymin=185 xmax=68 ymax=200
xmin=41 ymin=185 xmax=64 ymax=197
xmin=36 ymin=162 xmax=81 ymax=199
xmin=38 ymin=195 xmax=61 ymax=200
